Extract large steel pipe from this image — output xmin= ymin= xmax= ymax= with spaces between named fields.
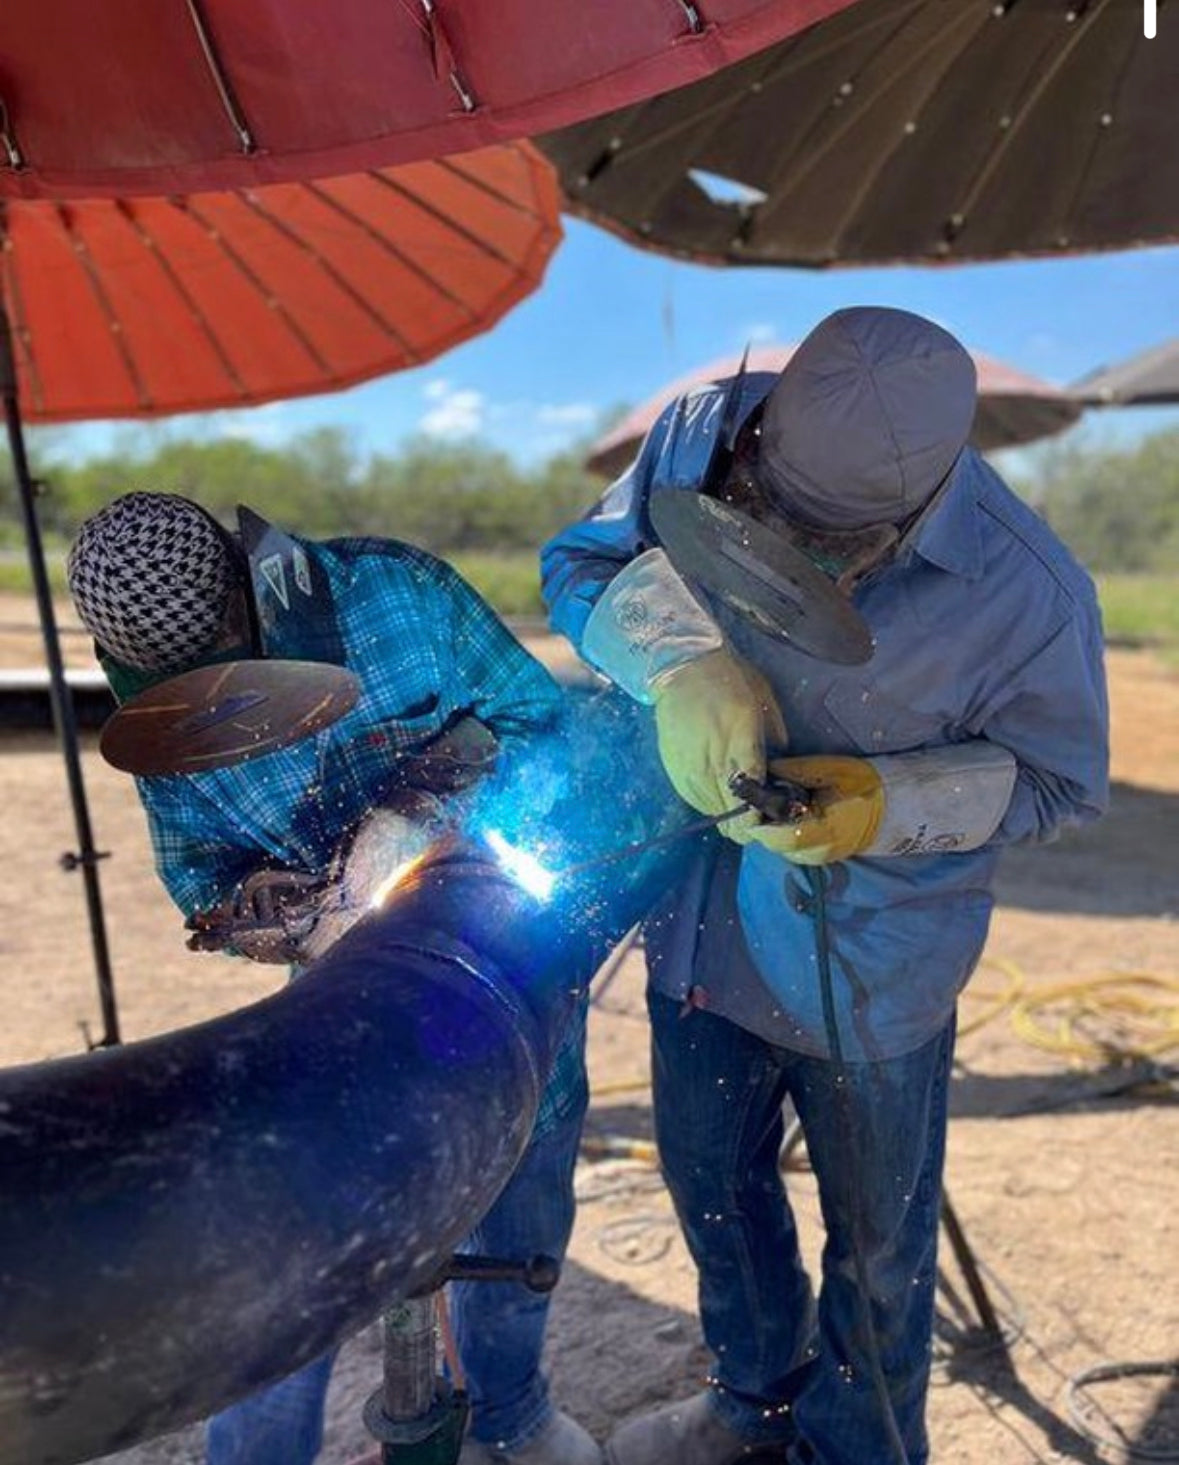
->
xmin=0 ymin=691 xmax=695 ymax=1465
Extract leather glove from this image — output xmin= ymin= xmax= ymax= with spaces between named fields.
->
xmin=745 ymin=755 xmax=884 ymax=865
xmin=186 ymin=868 xmax=328 ymax=963
xmin=746 ymin=744 xmax=1019 ymax=865
xmin=579 ymin=548 xmax=788 ymax=829
xmin=653 ymin=647 xmax=788 ymax=825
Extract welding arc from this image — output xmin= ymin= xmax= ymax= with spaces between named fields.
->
xmin=553 ymin=802 xmax=752 ymax=882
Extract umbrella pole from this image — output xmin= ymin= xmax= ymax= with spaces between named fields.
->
xmin=0 ymin=309 xmax=121 ymax=1048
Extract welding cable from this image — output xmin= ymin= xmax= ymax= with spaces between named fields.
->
xmin=1065 ymin=1359 xmax=1179 ymax=1460
xmin=956 ymin=958 xmax=1025 ymax=1037
xmin=808 ymin=865 xmax=912 ymax=1465
xmin=1010 ymin=972 xmax=1179 ymax=1064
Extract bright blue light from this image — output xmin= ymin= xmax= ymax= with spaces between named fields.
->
xmin=485 ymin=830 xmax=557 ymax=901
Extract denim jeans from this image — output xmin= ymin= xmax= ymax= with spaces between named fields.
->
xmin=205 ymin=1024 xmax=588 ymax=1465
xmin=648 ymin=992 xmax=954 ymax=1465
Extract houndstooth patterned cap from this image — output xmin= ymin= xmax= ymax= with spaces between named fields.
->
xmin=67 ymin=492 xmax=241 ymax=672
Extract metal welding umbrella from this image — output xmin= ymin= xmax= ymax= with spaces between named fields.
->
xmin=539 ymin=0 xmax=1178 ymax=268
xmin=0 ymin=0 xmax=861 ymax=201
xmin=1 ymin=140 xmax=561 ymax=1048
xmin=586 ymin=344 xmax=1083 ymax=479
xmin=1070 ymin=338 xmax=1179 ymax=407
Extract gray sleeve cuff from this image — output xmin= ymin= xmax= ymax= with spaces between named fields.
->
xmin=581 ymin=548 xmax=724 ymax=703
xmin=866 ymin=743 xmax=1018 ymax=856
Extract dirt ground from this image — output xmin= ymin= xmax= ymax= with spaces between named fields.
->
xmin=1 ymin=595 xmax=1176 ymax=1465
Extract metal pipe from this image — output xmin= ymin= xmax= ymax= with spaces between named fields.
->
xmin=0 ymin=692 xmax=697 ymax=1465
xmin=0 ymin=303 xmax=120 ymax=1047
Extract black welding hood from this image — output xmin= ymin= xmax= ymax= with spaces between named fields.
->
xmin=237 ymin=505 xmax=346 ymax=665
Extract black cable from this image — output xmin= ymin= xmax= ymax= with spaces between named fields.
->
xmin=1065 ymin=1360 xmax=1179 ymax=1461
xmin=809 ymin=865 xmax=912 ymax=1465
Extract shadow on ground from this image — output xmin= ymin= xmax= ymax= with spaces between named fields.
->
xmin=994 ymin=781 xmax=1179 ymax=919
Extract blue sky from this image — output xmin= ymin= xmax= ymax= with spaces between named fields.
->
xmin=34 ymin=217 xmax=1179 ymax=472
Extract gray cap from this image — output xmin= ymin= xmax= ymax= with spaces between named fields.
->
xmin=68 ymin=492 xmax=240 ymax=673
xmin=757 ymin=307 xmax=977 ymax=530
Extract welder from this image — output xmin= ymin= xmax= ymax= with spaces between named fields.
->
xmin=542 ymin=306 xmax=1110 ymax=1465
xmin=67 ymin=492 xmax=603 ymax=1465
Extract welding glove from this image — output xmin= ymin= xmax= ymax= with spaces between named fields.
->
xmin=581 ymin=547 xmax=787 ymax=822
xmin=747 ymin=744 xmax=1018 ymax=865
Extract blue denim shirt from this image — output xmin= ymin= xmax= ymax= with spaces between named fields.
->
xmin=541 ymin=376 xmax=1109 ymax=1060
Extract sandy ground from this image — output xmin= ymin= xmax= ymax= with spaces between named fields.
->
xmin=1 ymin=596 xmax=1177 ymax=1465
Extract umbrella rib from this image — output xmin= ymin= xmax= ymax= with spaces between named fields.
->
xmin=184 ymin=0 xmax=256 ymax=154
xmin=178 ymin=197 xmax=335 ymax=379
xmin=115 ymin=200 xmax=250 ymax=402
xmin=436 ymin=154 xmax=545 ymax=227
xmin=370 ymin=163 xmax=520 ymax=269
xmin=306 ymin=178 xmax=480 ymax=318
xmin=55 ymin=203 xmax=151 ymax=411
xmin=0 ymin=211 xmax=45 ymax=413
xmin=1019 ymin=0 xmax=1139 ymax=251
xmin=237 ymin=189 xmax=418 ymax=357
xmin=946 ymin=0 xmax=1111 ymax=237
xmin=759 ymin=2 xmax=978 ymax=240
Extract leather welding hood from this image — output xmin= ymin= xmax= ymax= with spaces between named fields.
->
xmin=757 ymin=306 xmax=978 ymax=532
xmin=238 ymin=505 xmax=345 ymax=665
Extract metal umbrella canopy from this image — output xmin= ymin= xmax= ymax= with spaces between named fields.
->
xmin=1 ymin=140 xmax=561 ymax=1048
xmin=1071 ymin=337 xmax=1179 ymax=405
xmin=0 ymin=0 xmax=860 ymax=200
xmin=586 ymin=344 xmax=1083 ymax=479
xmin=539 ymin=0 xmax=1177 ymax=267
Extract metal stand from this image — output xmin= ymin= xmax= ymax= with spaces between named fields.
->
xmin=938 ymin=1191 xmax=1005 ymax=1346
xmin=362 ymin=1253 xmax=559 ymax=1464
xmin=1 ymin=306 xmax=120 ymax=1048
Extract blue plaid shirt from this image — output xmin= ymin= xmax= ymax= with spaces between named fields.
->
xmin=121 ymin=535 xmax=581 ymax=1129
xmin=134 ymin=536 xmax=561 ymax=913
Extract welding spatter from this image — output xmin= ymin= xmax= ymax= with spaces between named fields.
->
xmin=551 ymin=769 xmax=814 ymax=883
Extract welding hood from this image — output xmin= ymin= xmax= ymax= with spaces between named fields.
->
xmin=237 ymin=504 xmax=346 ymax=665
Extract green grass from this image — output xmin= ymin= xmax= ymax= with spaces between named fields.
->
xmin=450 ymin=552 xmax=546 ymax=619
xmin=1096 ymin=575 xmax=1179 ymax=652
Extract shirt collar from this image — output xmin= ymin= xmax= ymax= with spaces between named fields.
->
xmin=908 ymin=452 xmax=985 ymax=581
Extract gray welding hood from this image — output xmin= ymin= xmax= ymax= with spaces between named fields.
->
xmin=757 ymin=306 xmax=978 ymax=532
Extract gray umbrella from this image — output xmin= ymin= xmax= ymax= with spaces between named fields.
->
xmin=1071 ymin=338 xmax=1179 ymax=404
xmin=539 ymin=0 xmax=1174 ymax=267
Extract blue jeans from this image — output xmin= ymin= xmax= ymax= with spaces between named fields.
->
xmin=648 ymin=992 xmax=954 ymax=1465
xmin=206 ymin=1032 xmax=588 ymax=1464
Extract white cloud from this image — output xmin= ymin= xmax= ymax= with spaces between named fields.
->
xmin=534 ymin=402 xmax=598 ymax=428
xmin=420 ymin=385 xmax=486 ymax=438
xmin=214 ymin=403 xmax=293 ymax=446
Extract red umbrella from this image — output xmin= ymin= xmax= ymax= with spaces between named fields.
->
xmin=5 ymin=147 xmax=560 ymax=420
xmin=586 ymin=344 xmax=1082 ymax=479
xmin=2 ymin=140 xmax=560 ymax=1047
xmin=0 ymin=0 xmax=860 ymax=200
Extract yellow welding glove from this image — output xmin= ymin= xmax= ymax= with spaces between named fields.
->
xmin=746 ymin=755 xmax=885 ymax=865
xmin=652 ymin=647 xmax=788 ymax=825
